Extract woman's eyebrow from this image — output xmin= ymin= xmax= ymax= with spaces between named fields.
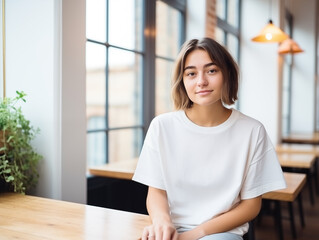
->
xmin=184 ymin=62 xmax=216 ymax=71
xmin=204 ymin=62 xmax=216 ymax=68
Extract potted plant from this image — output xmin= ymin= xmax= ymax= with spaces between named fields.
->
xmin=0 ymin=91 xmax=42 ymax=194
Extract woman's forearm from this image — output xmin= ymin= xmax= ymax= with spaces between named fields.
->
xmin=179 ymin=196 xmax=262 ymax=239
xmin=147 ymin=187 xmax=172 ymax=223
xmin=200 ymin=196 xmax=262 ymax=236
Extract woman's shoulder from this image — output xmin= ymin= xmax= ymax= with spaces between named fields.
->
xmin=152 ymin=110 xmax=182 ymax=123
xmin=233 ymin=109 xmax=265 ymax=129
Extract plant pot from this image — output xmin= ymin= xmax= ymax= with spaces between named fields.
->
xmin=0 ymin=178 xmax=10 ymax=193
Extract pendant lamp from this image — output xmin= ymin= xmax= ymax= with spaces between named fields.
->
xmin=251 ymin=20 xmax=289 ymax=43
xmin=278 ymin=38 xmax=304 ymax=54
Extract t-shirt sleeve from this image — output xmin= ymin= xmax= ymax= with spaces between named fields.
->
xmin=132 ymin=120 xmax=166 ymax=190
xmin=241 ymin=126 xmax=287 ymax=199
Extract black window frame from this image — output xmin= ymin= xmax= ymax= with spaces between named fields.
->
xmin=86 ymin=0 xmax=186 ymax=165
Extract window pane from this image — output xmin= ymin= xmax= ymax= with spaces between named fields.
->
xmin=86 ymin=42 xmax=106 ymax=130
xmin=87 ymin=131 xmax=106 ymax=166
xmin=215 ymin=27 xmax=225 ymax=46
xmin=109 ymin=0 xmax=143 ymax=51
xmin=217 ymin=0 xmax=226 ymax=20
xmin=227 ymin=34 xmax=239 ymax=62
xmin=156 ymin=1 xmax=181 ymax=58
xmin=109 ymin=128 xmax=143 ymax=163
xmin=86 ymin=0 xmax=106 ymax=42
xmin=227 ymin=0 xmax=239 ymax=27
xmin=108 ymin=48 xmax=143 ymax=128
xmin=155 ymin=58 xmax=174 ymax=115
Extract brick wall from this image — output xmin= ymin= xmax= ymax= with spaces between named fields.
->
xmin=205 ymin=0 xmax=217 ymax=38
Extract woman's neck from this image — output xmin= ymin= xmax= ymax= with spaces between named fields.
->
xmin=184 ymin=102 xmax=232 ymax=127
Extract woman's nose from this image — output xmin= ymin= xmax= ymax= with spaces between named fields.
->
xmin=197 ymin=73 xmax=208 ymax=87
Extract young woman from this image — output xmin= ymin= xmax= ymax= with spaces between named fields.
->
xmin=133 ymin=38 xmax=286 ymax=240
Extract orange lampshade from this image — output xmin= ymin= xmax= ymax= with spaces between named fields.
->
xmin=252 ymin=20 xmax=289 ymax=43
xmin=278 ymin=38 xmax=304 ymax=54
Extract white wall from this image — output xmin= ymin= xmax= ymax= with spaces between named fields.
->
xmin=239 ymin=0 xmax=283 ymax=144
xmin=290 ymin=0 xmax=317 ymax=133
xmin=61 ymin=0 xmax=87 ymax=203
xmin=240 ymin=0 xmax=318 ymax=137
xmin=0 ymin=2 xmax=3 ymax=97
xmin=5 ymin=0 xmax=86 ymax=203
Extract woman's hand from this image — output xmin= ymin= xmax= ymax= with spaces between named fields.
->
xmin=141 ymin=220 xmax=178 ymax=240
xmin=143 ymin=187 xmax=178 ymax=240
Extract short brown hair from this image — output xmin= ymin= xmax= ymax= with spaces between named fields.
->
xmin=171 ymin=38 xmax=239 ymax=109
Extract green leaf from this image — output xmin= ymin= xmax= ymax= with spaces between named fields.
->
xmin=3 ymin=169 xmax=11 ymax=174
xmin=6 ymin=176 xmax=14 ymax=182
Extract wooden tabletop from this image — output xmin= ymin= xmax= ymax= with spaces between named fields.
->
xmin=276 ymin=143 xmax=319 ymax=157
xmin=0 ymin=193 xmax=151 ymax=239
xmin=262 ymin=172 xmax=306 ymax=202
xmin=277 ymin=153 xmax=316 ymax=168
xmin=281 ymin=132 xmax=319 ymax=144
xmin=89 ymin=159 xmax=138 ymax=180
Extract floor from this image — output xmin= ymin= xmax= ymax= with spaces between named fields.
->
xmin=254 ymin=177 xmax=319 ymax=240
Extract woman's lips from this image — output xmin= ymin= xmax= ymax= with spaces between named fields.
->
xmin=196 ymin=90 xmax=213 ymax=95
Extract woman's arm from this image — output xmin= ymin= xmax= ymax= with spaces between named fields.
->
xmin=142 ymin=187 xmax=178 ymax=240
xmin=178 ymin=196 xmax=262 ymax=240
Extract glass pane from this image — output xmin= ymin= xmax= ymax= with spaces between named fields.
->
xmin=215 ymin=27 xmax=225 ymax=46
xmin=109 ymin=0 xmax=143 ymax=51
xmin=109 ymin=128 xmax=143 ymax=163
xmin=227 ymin=34 xmax=239 ymax=63
xmin=227 ymin=0 xmax=239 ymax=27
xmin=87 ymin=131 xmax=106 ymax=167
xmin=86 ymin=42 xmax=106 ymax=130
xmin=155 ymin=58 xmax=174 ymax=115
xmin=108 ymin=47 xmax=143 ymax=128
xmin=86 ymin=0 xmax=106 ymax=42
xmin=217 ymin=0 xmax=226 ymax=20
xmin=156 ymin=1 xmax=181 ymax=59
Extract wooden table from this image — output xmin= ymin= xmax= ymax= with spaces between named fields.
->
xmin=276 ymin=144 xmax=319 ymax=196
xmin=263 ymin=172 xmax=306 ymax=201
xmin=277 ymin=153 xmax=316 ymax=169
xmin=262 ymin=172 xmax=307 ymax=240
xmin=276 ymin=143 xmax=319 ymax=156
xmin=89 ymin=159 xmax=138 ymax=180
xmin=277 ymin=152 xmax=317 ymax=205
xmin=0 ymin=193 xmax=151 ymax=239
xmin=281 ymin=132 xmax=319 ymax=145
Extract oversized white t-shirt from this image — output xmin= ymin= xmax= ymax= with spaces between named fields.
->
xmin=132 ymin=109 xmax=286 ymax=235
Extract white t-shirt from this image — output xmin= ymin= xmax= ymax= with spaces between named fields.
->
xmin=132 ymin=109 xmax=286 ymax=235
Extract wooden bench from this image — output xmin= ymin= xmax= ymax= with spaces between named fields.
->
xmin=260 ymin=172 xmax=307 ymax=240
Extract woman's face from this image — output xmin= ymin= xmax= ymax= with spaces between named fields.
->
xmin=182 ymin=49 xmax=224 ymax=107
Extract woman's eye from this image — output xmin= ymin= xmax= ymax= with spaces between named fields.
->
xmin=208 ymin=69 xmax=217 ymax=74
xmin=185 ymin=72 xmax=195 ymax=77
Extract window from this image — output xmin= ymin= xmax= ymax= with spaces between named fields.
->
xmin=86 ymin=0 xmax=185 ymax=167
xmin=215 ymin=0 xmax=241 ymax=110
xmin=215 ymin=0 xmax=241 ymax=63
